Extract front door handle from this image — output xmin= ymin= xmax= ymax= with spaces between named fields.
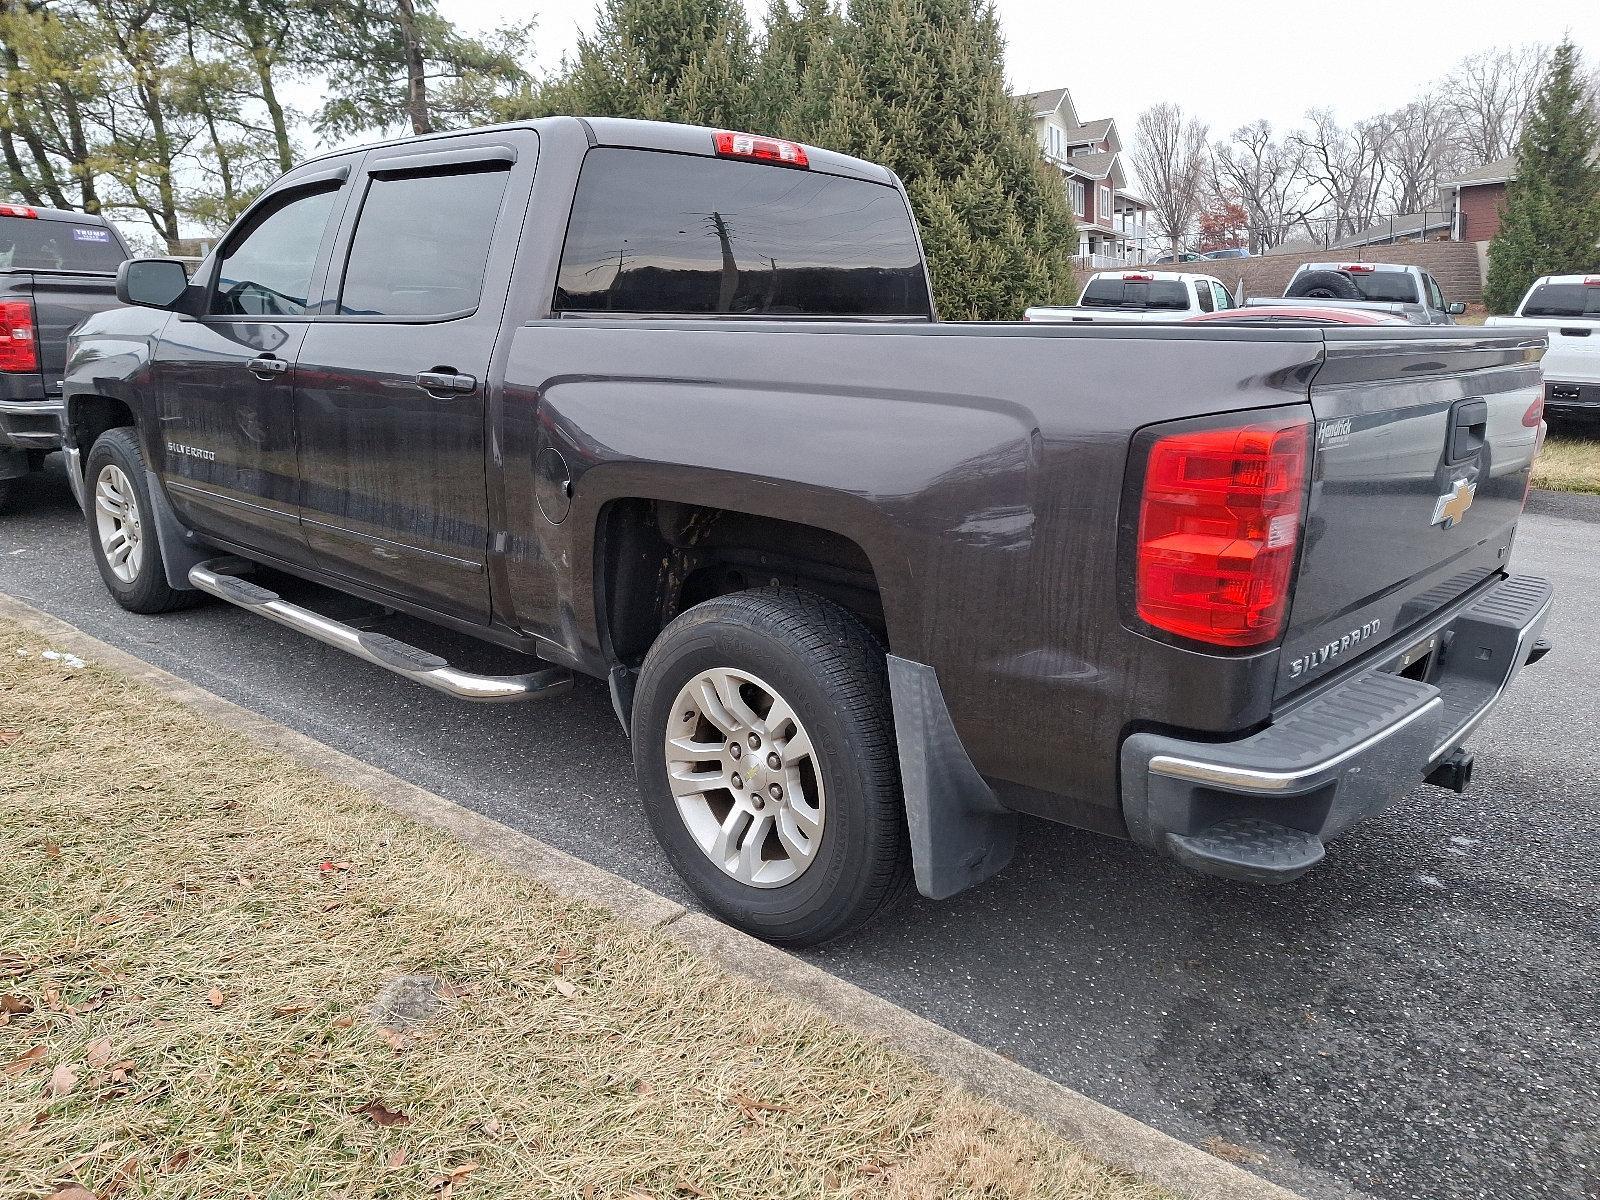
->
xmin=248 ymin=354 xmax=288 ymax=380
xmin=415 ymin=370 xmax=477 ymax=396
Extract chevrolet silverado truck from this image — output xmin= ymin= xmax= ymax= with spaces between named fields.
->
xmin=1485 ymin=275 xmax=1600 ymax=425
xmin=1246 ymin=262 xmax=1466 ymax=325
xmin=1024 ymin=270 xmax=1234 ymax=323
xmin=1 ymin=204 xmax=130 ymax=510
xmin=62 ymin=118 xmax=1554 ymax=945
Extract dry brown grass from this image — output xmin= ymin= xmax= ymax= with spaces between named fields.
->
xmin=1532 ymin=431 xmax=1600 ymax=495
xmin=0 ymin=622 xmax=1164 ymax=1200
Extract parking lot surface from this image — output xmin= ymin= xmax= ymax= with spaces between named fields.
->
xmin=3 ymin=460 xmax=1596 ymax=1200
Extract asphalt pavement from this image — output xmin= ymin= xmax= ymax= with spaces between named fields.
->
xmin=3 ymin=457 xmax=1596 ymax=1200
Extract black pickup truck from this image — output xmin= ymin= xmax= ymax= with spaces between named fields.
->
xmin=61 ymin=118 xmax=1554 ymax=944
xmin=1 ymin=204 xmax=129 ymax=510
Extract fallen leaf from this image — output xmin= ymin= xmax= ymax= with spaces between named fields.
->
xmin=206 ymin=987 xmax=224 ymax=1008
xmin=72 ymin=987 xmax=113 ymax=1015
xmin=386 ymin=1148 xmax=409 ymax=1170
xmin=162 ymin=1148 xmax=192 ymax=1173
xmin=45 ymin=1061 xmax=79 ymax=1097
xmin=108 ymin=1060 xmax=136 ymax=1085
xmin=674 ymin=1183 xmax=708 ymax=1198
xmin=329 ymin=1015 xmax=356 ymax=1030
xmin=354 ymin=1100 xmax=410 ymax=1127
xmin=43 ymin=840 xmax=61 ymax=859
xmin=319 ymin=861 xmax=353 ymax=874
xmin=46 ymin=1187 xmax=98 ymax=1200
xmin=102 ymin=1154 xmax=140 ymax=1198
xmin=429 ymin=1162 xmax=480 ymax=1192
xmin=1202 ymin=1135 xmax=1267 ymax=1165
xmin=634 ymin=1079 xmax=654 ymax=1097
xmin=550 ymin=945 xmax=574 ymax=975
xmin=233 ymin=873 xmax=253 ymax=889
xmin=553 ymin=977 xmax=577 ymax=998
xmin=479 ymin=1116 xmax=501 ymax=1137
xmin=90 ymin=912 xmax=121 ymax=926
xmin=0 ymin=952 xmax=31 ymax=978
xmin=4 ymin=1044 xmax=47 ymax=1076
xmin=0 ymin=993 xmax=32 ymax=1015
xmin=272 ymin=1003 xmax=314 ymax=1019
xmin=731 ymin=1091 xmax=792 ymax=1118
xmin=85 ymin=1038 xmax=114 ymax=1069
xmin=0 ymin=729 xmax=20 ymax=746
xmin=376 ymin=1027 xmax=412 ymax=1052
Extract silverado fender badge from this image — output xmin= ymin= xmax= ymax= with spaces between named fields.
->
xmin=1431 ymin=478 xmax=1476 ymax=529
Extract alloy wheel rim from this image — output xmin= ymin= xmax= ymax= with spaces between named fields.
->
xmin=664 ymin=667 xmax=826 ymax=888
xmin=94 ymin=464 xmax=143 ymax=584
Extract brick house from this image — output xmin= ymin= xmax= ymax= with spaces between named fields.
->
xmin=1445 ymin=156 xmax=1514 ymax=242
xmin=1018 ymin=87 xmax=1154 ymax=266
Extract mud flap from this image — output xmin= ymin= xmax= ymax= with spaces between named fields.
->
xmin=144 ymin=469 xmax=209 ymax=590
xmin=886 ymin=655 xmax=1017 ymax=900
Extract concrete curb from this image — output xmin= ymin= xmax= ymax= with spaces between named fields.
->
xmin=1 ymin=593 xmax=1304 ymax=1200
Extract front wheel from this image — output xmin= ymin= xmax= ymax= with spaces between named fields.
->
xmin=85 ymin=427 xmax=197 ymax=614
xmin=632 ymin=588 xmax=913 ymax=946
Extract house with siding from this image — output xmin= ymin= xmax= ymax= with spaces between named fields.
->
xmin=1445 ymin=156 xmax=1515 ymax=242
xmin=1018 ymin=87 xmax=1154 ymax=267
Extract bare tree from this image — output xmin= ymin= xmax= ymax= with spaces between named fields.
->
xmin=1377 ymin=93 xmax=1471 ymax=214
xmin=1210 ymin=120 xmax=1309 ymax=253
xmin=1292 ymin=108 xmax=1394 ymax=243
xmin=1131 ymin=102 xmax=1208 ymax=258
xmin=1443 ymin=44 xmax=1547 ymax=164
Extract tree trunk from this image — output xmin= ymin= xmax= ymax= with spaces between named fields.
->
xmin=395 ymin=0 xmax=431 ymax=135
xmin=244 ymin=15 xmax=294 ymax=173
xmin=0 ymin=127 xmax=46 ymax=206
xmin=57 ymin=84 xmax=99 ymax=212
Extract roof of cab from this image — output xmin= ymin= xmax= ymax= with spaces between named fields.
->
xmin=294 ymin=115 xmax=900 ymax=187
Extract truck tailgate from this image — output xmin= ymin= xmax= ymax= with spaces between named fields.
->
xmin=1275 ymin=329 xmax=1544 ymax=697
xmin=27 ymin=271 xmax=124 ymax=394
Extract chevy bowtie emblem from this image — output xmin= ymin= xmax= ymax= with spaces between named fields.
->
xmin=1431 ymin=478 xmax=1476 ymax=528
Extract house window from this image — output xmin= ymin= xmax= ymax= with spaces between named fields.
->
xmin=1071 ymin=180 xmax=1085 ymax=218
xmin=1098 ymin=186 xmax=1111 ymax=224
xmin=1048 ymin=126 xmax=1062 ymax=158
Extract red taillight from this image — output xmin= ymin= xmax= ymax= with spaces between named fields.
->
xmin=0 ymin=300 xmax=38 ymax=373
xmin=1524 ymin=392 xmax=1546 ymax=427
xmin=0 ymin=204 xmax=38 ymax=219
xmin=1585 ymin=276 xmax=1600 ymax=287
xmin=713 ymin=130 xmax=809 ymax=169
xmin=1123 ymin=272 xmax=1153 ymax=282
xmin=1342 ymin=263 xmax=1374 ymax=273
xmin=1136 ymin=417 xmax=1309 ymax=648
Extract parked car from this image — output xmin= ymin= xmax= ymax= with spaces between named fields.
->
xmin=1484 ymin=275 xmax=1600 ymax=425
xmin=1246 ymin=262 xmax=1465 ymax=325
xmin=63 ymin=117 xmax=1554 ymax=945
xmin=1185 ymin=306 xmax=1413 ymax=326
xmin=1151 ymin=251 xmax=1206 ymax=264
xmin=1203 ymin=247 xmax=1250 ymax=260
xmin=0 ymin=203 xmax=130 ymax=510
xmin=1025 ymin=270 xmax=1235 ymax=323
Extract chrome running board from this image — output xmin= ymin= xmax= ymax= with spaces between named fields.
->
xmin=188 ymin=557 xmax=573 ymax=703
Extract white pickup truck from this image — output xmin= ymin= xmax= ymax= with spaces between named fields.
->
xmin=1024 ymin=270 xmax=1234 ymax=323
xmin=1245 ymin=262 xmax=1466 ymax=325
xmin=1485 ymin=275 xmax=1600 ymax=425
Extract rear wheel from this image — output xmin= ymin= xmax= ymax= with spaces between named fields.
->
xmin=85 ymin=427 xmax=197 ymax=614
xmin=632 ymin=588 xmax=913 ymax=945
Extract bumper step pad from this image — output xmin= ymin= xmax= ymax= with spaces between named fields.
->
xmin=1165 ymin=818 xmax=1325 ymax=884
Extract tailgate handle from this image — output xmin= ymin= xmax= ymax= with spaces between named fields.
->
xmin=1447 ymin=399 xmax=1488 ymax=464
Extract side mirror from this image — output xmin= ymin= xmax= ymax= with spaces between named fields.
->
xmin=117 ymin=258 xmax=190 ymax=310
xmin=1447 ymin=301 xmax=1466 ymax=316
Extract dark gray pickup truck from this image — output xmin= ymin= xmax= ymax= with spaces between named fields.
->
xmin=1 ymin=204 xmax=129 ymax=510
xmin=61 ymin=117 xmax=1554 ymax=944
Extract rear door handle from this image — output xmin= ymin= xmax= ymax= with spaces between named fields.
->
xmin=248 ymin=354 xmax=288 ymax=380
xmin=415 ymin=370 xmax=477 ymax=395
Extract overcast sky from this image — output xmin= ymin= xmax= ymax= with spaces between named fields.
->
xmin=439 ymin=0 xmax=1600 ymax=135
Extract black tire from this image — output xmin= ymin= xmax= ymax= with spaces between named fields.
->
xmin=1284 ymin=269 xmax=1363 ymax=301
xmin=632 ymin=587 xmax=914 ymax=946
xmin=0 ymin=476 xmax=15 ymax=514
xmin=84 ymin=427 xmax=198 ymax=614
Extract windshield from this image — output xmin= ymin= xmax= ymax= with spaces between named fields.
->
xmin=1080 ymin=278 xmax=1189 ymax=310
xmin=1522 ymin=283 xmax=1600 ymax=318
xmin=1346 ymin=270 xmax=1418 ymax=303
xmin=0 ymin=216 xmax=126 ymax=272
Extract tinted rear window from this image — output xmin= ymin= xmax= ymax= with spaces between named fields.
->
xmin=1522 ymin=283 xmax=1600 ymax=318
xmin=1348 ymin=270 xmax=1418 ymax=304
xmin=0 ymin=216 xmax=125 ymax=272
xmin=555 ymin=148 xmax=930 ymax=318
xmin=1080 ymin=278 xmax=1189 ymax=310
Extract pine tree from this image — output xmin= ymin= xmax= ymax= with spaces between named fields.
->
xmin=1484 ymin=39 xmax=1600 ymax=314
xmin=765 ymin=0 xmax=1077 ymax=319
xmin=532 ymin=0 xmax=758 ymax=128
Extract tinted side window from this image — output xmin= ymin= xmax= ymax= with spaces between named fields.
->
xmin=1523 ymin=284 xmax=1600 ymax=317
xmin=339 ymin=167 xmax=511 ymax=317
xmin=1213 ymin=282 xmax=1233 ymax=309
xmin=1196 ymin=283 xmax=1215 ymax=312
xmin=555 ymin=148 xmax=930 ymax=318
xmin=1080 ymin=279 xmax=1189 ymax=310
xmin=211 ymin=186 xmax=341 ymax=316
xmin=0 ymin=217 xmax=126 ymax=272
xmin=1424 ymin=274 xmax=1445 ymax=311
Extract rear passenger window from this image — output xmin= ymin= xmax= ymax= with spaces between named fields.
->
xmin=555 ymin=148 xmax=930 ymax=318
xmin=1196 ymin=284 xmax=1214 ymax=313
xmin=1213 ymin=282 xmax=1233 ymax=310
xmin=338 ymin=167 xmax=511 ymax=318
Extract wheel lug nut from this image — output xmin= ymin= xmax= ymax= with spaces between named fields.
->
xmin=748 ymin=733 xmax=760 ymax=749
xmin=767 ymin=752 xmax=780 ymax=770
xmin=731 ymin=773 xmax=743 ymax=790
xmin=751 ymin=793 xmax=765 ymax=810
xmin=729 ymin=743 xmax=742 ymax=759
xmin=768 ymin=783 xmax=782 ymax=800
